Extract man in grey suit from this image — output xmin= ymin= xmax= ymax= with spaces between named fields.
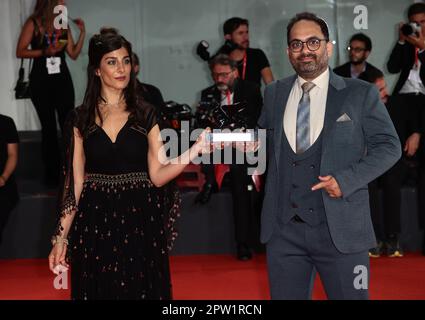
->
xmin=258 ymin=12 xmax=401 ymax=300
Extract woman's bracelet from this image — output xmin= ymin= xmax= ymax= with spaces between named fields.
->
xmin=51 ymin=235 xmax=69 ymax=246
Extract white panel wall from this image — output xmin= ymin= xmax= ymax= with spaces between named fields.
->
xmin=0 ymin=0 xmax=417 ymax=130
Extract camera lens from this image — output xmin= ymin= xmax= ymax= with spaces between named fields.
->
xmin=401 ymin=22 xmax=420 ymax=37
xmin=401 ymin=24 xmax=413 ymax=36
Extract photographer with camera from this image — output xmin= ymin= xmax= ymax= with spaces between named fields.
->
xmin=387 ymin=2 xmax=425 ymax=255
xmin=218 ymin=17 xmax=274 ymax=87
xmin=195 ymin=54 xmax=263 ymax=261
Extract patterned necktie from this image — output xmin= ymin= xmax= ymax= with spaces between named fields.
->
xmin=296 ymin=82 xmax=315 ymax=154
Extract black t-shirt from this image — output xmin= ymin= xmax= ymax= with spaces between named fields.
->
xmin=0 ymin=115 xmax=19 ymax=201
xmin=0 ymin=115 xmax=19 ymax=174
xmin=236 ymin=48 xmax=270 ymax=87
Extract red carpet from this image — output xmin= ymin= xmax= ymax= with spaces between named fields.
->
xmin=0 ymin=254 xmax=424 ymax=300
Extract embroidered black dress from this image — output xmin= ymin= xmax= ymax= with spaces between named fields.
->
xmin=56 ymin=105 xmax=180 ymax=300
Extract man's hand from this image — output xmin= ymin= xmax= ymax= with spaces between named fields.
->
xmin=405 ymin=25 xmax=425 ymax=50
xmin=234 ymin=140 xmax=260 ymax=153
xmin=311 ymin=175 xmax=342 ymax=198
xmin=73 ymin=18 xmax=86 ymax=34
xmin=404 ymin=132 xmax=421 ymax=157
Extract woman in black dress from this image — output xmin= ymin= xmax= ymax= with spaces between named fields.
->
xmin=16 ymin=0 xmax=85 ymax=186
xmin=48 ymin=29 xmax=211 ymax=300
xmin=0 ymin=115 xmax=19 ymax=246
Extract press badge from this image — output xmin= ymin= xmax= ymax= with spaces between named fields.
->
xmin=46 ymin=57 xmax=61 ymax=75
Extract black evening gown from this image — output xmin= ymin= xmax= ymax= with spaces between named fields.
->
xmin=55 ymin=104 xmax=180 ymax=300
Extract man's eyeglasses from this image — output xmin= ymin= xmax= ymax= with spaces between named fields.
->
xmin=212 ymin=71 xmax=233 ymax=79
xmin=288 ymin=38 xmax=328 ymax=52
xmin=347 ymin=46 xmax=367 ymax=53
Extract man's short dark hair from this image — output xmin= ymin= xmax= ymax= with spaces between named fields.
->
xmin=287 ymin=12 xmax=329 ymax=45
xmin=358 ymin=68 xmax=384 ymax=84
xmin=350 ymin=33 xmax=372 ymax=52
xmin=408 ymin=3 xmax=425 ymax=18
xmin=209 ymin=54 xmax=238 ymax=70
xmin=223 ymin=17 xmax=249 ymax=36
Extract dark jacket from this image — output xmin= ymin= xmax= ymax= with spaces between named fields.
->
xmin=387 ymin=42 xmax=425 ymax=95
xmin=198 ymin=79 xmax=263 ymax=129
xmin=258 ymin=70 xmax=401 ymax=252
xmin=334 ymin=62 xmax=381 ymax=79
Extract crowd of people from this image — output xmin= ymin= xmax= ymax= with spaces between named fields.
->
xmin=0 ymin=0 xmax=424 ymax=300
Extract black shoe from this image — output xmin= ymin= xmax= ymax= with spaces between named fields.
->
xmin=194 ymin=182 xmax=217 ymax=204
xmin=237 ymin=243 xmax=252 ymax=261
xmin=368 ymin=241 xmax=384 ymax=258
xmin=386 ymin=234 xmax=404 ymax=258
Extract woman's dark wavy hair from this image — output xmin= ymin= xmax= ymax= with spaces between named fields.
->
xmin=76 ymin=28 xmax=145 ymax=138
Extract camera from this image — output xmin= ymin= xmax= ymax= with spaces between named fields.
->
xmin=196 ymin=99 xmax=256 ymax=143
xmin=196 ymin=41 xmax=211 ymax=61
xmin=401 ymin=22 xmax=421 ymax=37
xmin=212 ymin=102 xmax=249 ymax=130
xmin=196 ymin=39 xmax=239 ymax=62
xmin=160 ymin=101 xmax=193 ymax=130
xmin=195 ymin=95 xmax=249 ymax=130
xmin=195 ymin=98 xmax=220 ymax=128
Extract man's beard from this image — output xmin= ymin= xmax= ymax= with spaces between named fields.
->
xmin=217 ymin=79 xmax=236 ymax=93
xmin=217 ymin=83 xmax=229 ymax=92
xmin=291 ymin=52 xmax=328 ymax=78
xmin=237 ymin=40 xmax=249 ymax=50
xmin=350 ymin=57 xmax=366 ymax=66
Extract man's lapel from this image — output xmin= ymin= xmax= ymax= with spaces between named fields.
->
xmin=273 ymin=75 xmax=297 ymax=168
xmin=321 ymin=70 xmax=348 ymax=153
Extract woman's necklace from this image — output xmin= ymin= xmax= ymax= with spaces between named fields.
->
xmin=99 ymin=97 xmax=125 ymax=108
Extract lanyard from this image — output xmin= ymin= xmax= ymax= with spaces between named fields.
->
xmin=45 ymin=30 xmax=59 ymax=47
xmin=241 ymin=53 xmax=247 ymax=80
xmin=415 ymin=47 xmax=419 ymax=67
xmin=226 ymin=91 xmax=232 ymax=105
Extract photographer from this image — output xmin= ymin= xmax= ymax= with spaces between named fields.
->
xmin=195 ymin=54 xmax=263 ymax=261
xmin=218 ymin=17 xmax=274 ymax=87
xmin=0 ymin=114 xmax=19 ymax=246
xmin=334 ymin=33 xmax=381 ymax=79
xmin=387 ymin=2 xmax=425 ymax=255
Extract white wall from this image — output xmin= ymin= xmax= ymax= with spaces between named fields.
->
xmin=0 ymin=0 xmax=417 ymax=130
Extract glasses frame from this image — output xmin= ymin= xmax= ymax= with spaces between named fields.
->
xmin=347 ymin=46 xmax=367 ymax=53
xmin=212 ymin=70 xmax=234 ymax=79
xmin=288 ymin=38 xmax=328 ymax=52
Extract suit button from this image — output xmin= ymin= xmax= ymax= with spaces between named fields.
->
xmin=292 ymin=203 xmax=298 ymax=209
xmin=292 ymin=162 xmax=298 ymax=167
xmin=309 ymin=208 xmax=314 ymax=213
xmin=310 ymin=165 xmax=315 ymax=169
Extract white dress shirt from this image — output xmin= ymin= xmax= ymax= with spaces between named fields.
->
xmin=399 ymin=59 xmax=425 ymax=95
xmin=220 ymin=91 xmax=234 ymax=106
xmin=283 ymin=68 xmax=330 ymax=153
xmin=399 ymin=44 xmax=425 ymax=95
